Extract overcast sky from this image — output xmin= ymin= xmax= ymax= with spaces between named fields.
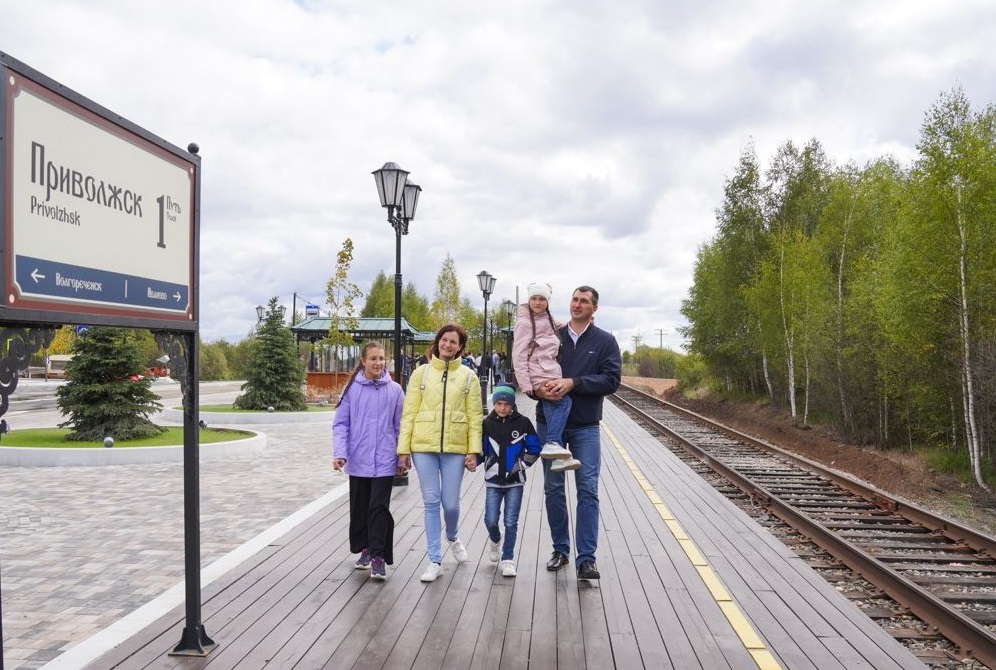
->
xmin=2 ymin=1 xmax=994 ymax=352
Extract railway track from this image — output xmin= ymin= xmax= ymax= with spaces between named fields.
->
xmin=611 ymin=383 xmax=996 ymax=669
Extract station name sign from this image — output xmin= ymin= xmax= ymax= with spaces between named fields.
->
xmin=0 ymin=52 xmax=198 ymax=331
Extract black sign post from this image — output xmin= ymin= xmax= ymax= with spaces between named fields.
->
xmin=0 ymin=51 xmax=213 ymax=660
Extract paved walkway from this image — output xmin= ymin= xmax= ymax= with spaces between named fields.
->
xmin=0 ymin=382 xmax=339 ymax=669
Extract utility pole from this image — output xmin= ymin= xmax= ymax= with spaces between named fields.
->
xmin=655 ymin=328 xmax=665 ymax=348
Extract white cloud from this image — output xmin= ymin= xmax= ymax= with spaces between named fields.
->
xmin=2 ymin=0 xmax=994 ymax=353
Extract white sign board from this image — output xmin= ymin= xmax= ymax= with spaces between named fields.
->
xmin=1 ymin=53 xmax=198 ymax=330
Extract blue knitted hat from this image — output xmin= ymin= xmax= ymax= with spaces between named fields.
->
xmin=492 ymin=386 xmax=516 ymax=404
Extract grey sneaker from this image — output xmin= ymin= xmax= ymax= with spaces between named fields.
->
xmin=449 ymin=538 xmax=469 ymax=563
xmin=420 ymin=561 xmax=443 ymax=582
xmin=370 ymin=556 xmax=387 ymax=580
xmin=500 ymin=560 xmax=517 ymax=577
xmin=489 ymin=540 xmax=501 ymax=563
xmin=540 ymin=442 xmax=572 ymax=459
xmin=550 ymin=457 xmax=581 ymax=472
xmin=354 ymin=548 xmax=371 ymax=569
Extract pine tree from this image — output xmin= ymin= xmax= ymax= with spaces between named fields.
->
xmin=234 ymin=296 xmax=307 ymax=411
xmin=55 ymin=327 xmax=166 ymax=441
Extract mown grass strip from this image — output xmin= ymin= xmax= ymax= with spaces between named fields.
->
xmin=2 ymin=427 xmax=253 ymax=448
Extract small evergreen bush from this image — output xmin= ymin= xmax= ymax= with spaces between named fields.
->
xmin=56 ymin=327 xmax=166 ymax=441
xmin=234 ymin=296 xmax=307 ymax=411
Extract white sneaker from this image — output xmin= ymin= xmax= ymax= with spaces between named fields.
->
xmin=420 ymin=562 xmax=443 ymax=582
xmin=540 ymin=442 xmax=572 ymax=459
xmin=489 ymin=540 xmax=501 ymax=563
xmin=449 ymin=538 xmax=469 ymax=563
xmin=550 ymin=457 xmax=581 ymax=472
xmin=500 ymin=560 xmax=517 ymax=577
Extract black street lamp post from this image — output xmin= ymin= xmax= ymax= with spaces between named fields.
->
xmin=502 ymin=298 xmax=515 ymax=357
xmin=372 ymin=162 xmax=421 ymax=389
xmin=476 ymin=270 xmax=496 ymax=411
xmin=373 ymin=162 xmax=421 ymax=487
xmin=255 ymin=304 xmax=286 ymax=324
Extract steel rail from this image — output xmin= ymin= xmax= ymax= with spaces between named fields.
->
xmin=614 ymin=383 xmax=996 ymax=667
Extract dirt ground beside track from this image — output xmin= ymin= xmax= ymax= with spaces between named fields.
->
xmin=622 ymin=376 xmax=996 ymax=536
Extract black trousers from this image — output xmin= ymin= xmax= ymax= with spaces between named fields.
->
xmin=349 ymin=475 xmax=395 ymax=564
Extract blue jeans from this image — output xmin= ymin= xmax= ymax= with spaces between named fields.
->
xmin=484 ymin=485 xmax=524 ymax=561
xmin=541 ymin=395 xmax=572 ymax=447
xmin=412 ymin=452 xmax=467 ymax=563
xmin=539 ymin=423 xmax=601 ymax=567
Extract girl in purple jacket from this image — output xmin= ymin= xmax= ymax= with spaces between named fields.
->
xmin=333 ymin=341 xmax=405 ymax=580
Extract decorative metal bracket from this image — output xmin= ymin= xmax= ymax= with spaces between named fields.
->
xmin=153 ymin=331 xmax=192 ymax=413
xmin=390 ymin=215 xmax=410 ymax=236
xmin=0 ymin=326 xmax=56 ymax=436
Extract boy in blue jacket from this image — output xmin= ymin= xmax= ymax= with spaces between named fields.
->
xmin=479 ymin=386 xmax=542 ymax=577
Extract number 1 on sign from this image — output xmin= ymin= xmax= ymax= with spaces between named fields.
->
xmin=156 ymin=195 xmax=167 ymax=248
xmin=155 ymin=194 xmax=183 ymax=249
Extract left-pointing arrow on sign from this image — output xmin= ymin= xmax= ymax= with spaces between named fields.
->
xmin=31 ymin=269 xmax=46 ymax=283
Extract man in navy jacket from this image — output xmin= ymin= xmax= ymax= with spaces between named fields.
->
xmin=534 ymin=285 xmax=621 ymax=580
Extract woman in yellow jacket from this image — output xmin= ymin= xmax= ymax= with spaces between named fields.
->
xmin=398 ymin=324 xmax=483 ymax=582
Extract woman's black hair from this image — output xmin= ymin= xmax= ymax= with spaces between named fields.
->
xmin=335 ymin=340 xmax=386 ymax=408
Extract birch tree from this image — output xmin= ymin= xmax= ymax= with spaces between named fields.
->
xmin=430 ymin=254 xmax=462 ymax=327
xmin=326 ymin=238 xmax=363 ymax=371
xmin=906 ymin=88 xmax=996 ymax=489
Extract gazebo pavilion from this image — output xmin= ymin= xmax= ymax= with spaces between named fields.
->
xmin=289 ymin=316 xmax=435 ymax=395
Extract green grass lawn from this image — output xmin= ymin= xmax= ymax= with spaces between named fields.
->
xmin=2 ymin=426 xmax=253 ymax=448
xmin=196 ymin=404 xmax=334 ymax=413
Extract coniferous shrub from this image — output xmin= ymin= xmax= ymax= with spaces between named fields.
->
xmin=56 ymin=327 xmax=166 ymax=441
xmin=234 ymin=296 xmax=307 ymax=411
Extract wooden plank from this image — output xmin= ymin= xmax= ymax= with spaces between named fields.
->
xmin=81 ymin=404 xmax=928 ymax=670
xmin=438 ymin=481 xmax=501 ymax=668
xmin=515 ymin=475 xmax=558 ymax=669
xmin=603 ymin=402 xmax=926 ymax=670
xmin=315 ymin=527 xmax=430 ymax=668
xmin=296 ymin=494 xmax=437 ymax=668
xmin=596 ymin=458 xmax=672 ymax=668
xmin=373 ymin=470 xmax=488 ymax=670
xmin=472 ymin=476 xmax=545 ymax=669
xmin=603 ymin=415 xmax=747 ymax=670
xmin=193 ymin=514 xmax=358 ymax=667
xmin=346 ymin=482 xmax=481 ymax=670
xmin=91 ymin=506 xmax=349 ymax=670
xmin=241 ymin=511 xmax=426 ymax=668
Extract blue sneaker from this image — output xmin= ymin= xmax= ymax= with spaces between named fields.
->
xmin=370 ymin=556 xmax=387 ymax=580
xmin=354 ymin=548 xmax=371 ymax=569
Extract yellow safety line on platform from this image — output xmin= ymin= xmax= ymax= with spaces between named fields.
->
xmin=602 ymin=421 xmax=783 ymax=670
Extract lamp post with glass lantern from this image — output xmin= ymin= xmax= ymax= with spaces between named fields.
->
xmin=372 ymin=162 xmax=420 ymax=389
xmin=373 ymin=163 xmax=420 ymax=487
xmin=502 ymin=298 xmax=515 ymax=384
xmin=256 ymin=304 xmax=286 ymax=324
xmin=476 ymin=270 xmax=496 ymax=411
xmin=502 ymin=299 xmax=515 ymax=357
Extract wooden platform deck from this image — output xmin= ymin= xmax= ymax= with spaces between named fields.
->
xmin=83 ymin=402 xmax=926 ymax=669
